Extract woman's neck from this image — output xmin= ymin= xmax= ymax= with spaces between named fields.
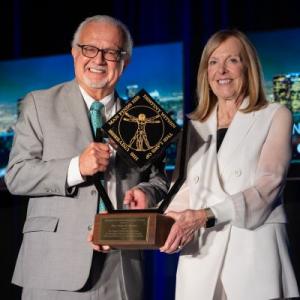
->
xmin=217 ymin=95 xmax=244 ymax=128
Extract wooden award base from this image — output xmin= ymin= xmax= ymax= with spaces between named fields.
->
xmin=93 ymin=212 xmax=174 ymax=249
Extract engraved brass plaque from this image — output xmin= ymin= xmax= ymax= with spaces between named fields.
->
xmin=100 ymin=217 xmax=149 ymax=241
xmin=93 ymin=212 xmax=175 ymax=249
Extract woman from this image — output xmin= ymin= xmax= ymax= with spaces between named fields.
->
xmin=160 ymin=30 xmax=299 ymax=300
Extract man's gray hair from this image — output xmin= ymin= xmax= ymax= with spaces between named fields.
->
xmin=71 ymin=15 xmax=133 ymax=57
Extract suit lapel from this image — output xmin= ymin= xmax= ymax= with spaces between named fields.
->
xmin=188 ymin=112 xmax=227 ymax=208
xmin=64 ymin=87 xmax=123 ymax=146
xmin=217 ymin=98 xmax=256 ymax=180
xmin=63 ymin=80 xmax=93 ymax=144
xmin=188 ymin=98 xmax=257 ymax=202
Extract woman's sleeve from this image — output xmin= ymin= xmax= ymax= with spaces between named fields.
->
xmin=212 ymin=106 xmax=292 ymax=229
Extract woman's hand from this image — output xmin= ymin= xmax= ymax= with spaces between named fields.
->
xmin=160 ymin=209 xmax=207 ymax=254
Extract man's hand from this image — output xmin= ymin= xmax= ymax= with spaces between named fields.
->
xmin=87 ymin=224 xmax=111 ymax=253
xmin=79 ymin=142 xmax=111 ymax=176
xmin=123 ymin=188 xmax=149 ymax=209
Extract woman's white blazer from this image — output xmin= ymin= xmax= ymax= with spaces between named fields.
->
xmin=170 ymin=100 xmax=299 ymax=300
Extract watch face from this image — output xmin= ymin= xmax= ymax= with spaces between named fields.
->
xmin=205 ymin=208 xmax=216 ymax=228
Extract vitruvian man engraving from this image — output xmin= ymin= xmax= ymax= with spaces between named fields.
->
xmin=123 ymin=112 xmax=161 ymax=151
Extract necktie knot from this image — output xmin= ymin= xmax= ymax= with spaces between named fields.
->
xmin=90 ymin=101 xmax=104 ymax=112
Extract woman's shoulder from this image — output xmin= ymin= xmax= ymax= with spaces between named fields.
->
xmin=265 ymin=101 xmax=289 ymax=112
xmin=259 ymin=101 xmax=291 ymax=118
xmin=259 ymin=102 xmax=292 ymax=127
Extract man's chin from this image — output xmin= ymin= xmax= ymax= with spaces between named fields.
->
xmin=85 ymin=78 xmax=108 ymax=89
xmin=90 ymin=83 xmax=107 ymax=89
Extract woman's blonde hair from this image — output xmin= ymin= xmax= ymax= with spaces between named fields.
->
xmin=190 ymin=29 xmax=268 ymax=121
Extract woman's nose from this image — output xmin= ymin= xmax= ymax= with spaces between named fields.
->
xmin=217 ymin=62 xmax=227 ymax=74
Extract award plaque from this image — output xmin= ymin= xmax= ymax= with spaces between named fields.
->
xmin=102 ymin=89 xmax=181 ymax=168
xmin=93 ymin=212 xmax=175 ymax=249
xmin=92 ymin=89 xmax=187 ymax=249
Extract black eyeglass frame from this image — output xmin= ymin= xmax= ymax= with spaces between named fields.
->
xmin=77 ymin=44 xmax=127 ymax=62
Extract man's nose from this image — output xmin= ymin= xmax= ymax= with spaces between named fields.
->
xmin=94 ymin=50 xmax=106 ymax=63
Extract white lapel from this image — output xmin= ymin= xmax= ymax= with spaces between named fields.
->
xmin=217 ymin=97 xmax=256 ymax=181
xmin=187 ymin=108 xmax=227 ymax=208
xmin=187 ymin=97 xmax=257 ymax=207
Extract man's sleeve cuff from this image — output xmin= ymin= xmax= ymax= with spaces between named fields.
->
xmin=67 ymin=156 xmax=85 ymax=187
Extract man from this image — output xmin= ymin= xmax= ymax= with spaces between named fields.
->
xmin=5 ymin=15 xmax=169 ymax=300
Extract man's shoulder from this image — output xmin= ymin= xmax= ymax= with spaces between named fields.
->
xmin=30 ymin=79 xmax=77 ymax=98
xmin=20 ymin=80 xmax=79 ymax=112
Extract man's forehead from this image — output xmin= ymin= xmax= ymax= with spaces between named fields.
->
xmin=80 ymin=22 xmax=123 ymax=46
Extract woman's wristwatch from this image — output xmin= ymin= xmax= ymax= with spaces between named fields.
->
xmin=204 ymin=208 xmax=216 ymax=228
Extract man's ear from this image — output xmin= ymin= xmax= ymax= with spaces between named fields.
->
xmin=71 ymin=47 xmax=76 ymax=59
xmin=119 ymin=58 xmax=130 ymax=74
xmin=122 ymin=57 xmax=131 ymax=70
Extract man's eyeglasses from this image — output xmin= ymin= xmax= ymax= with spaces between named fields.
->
xmin=77 ymin=44 xmax=127 ymax=62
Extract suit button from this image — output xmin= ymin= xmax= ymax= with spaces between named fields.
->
xmin=194 ymin=176 xmax=199 ymax=183
xmin=234 ymin=169 xmax=242 ymax=177
xmin=91 ymin=190 xmax=97 ymax=196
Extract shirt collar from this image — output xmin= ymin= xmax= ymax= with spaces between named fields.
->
xmin=79 ymin=85 xmax=115 ymax=115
